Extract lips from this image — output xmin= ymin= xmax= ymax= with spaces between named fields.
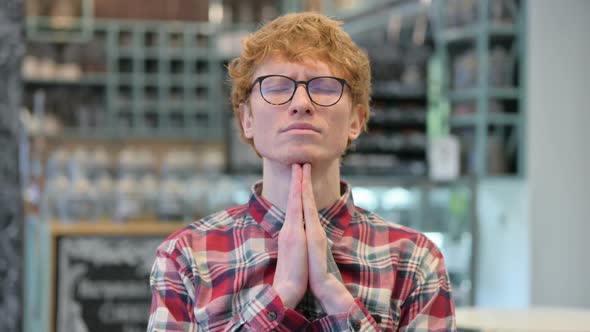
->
xmin=281 ymin=123 xmax=321 ymax=133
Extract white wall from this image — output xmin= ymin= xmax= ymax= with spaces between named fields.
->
xmin=476 ymin=179 xmax=530 ymax=308
xmin=527 ymin=0 xmax=590 ymax=307
xmin=475 ymin=0 xmax=590 ymax=308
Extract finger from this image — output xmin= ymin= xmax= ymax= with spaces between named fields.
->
xmin=285 ymin=164 xmax=303 ymax=229
xmin=274 ymin=164 xmax=308 ymax=309
xmin=302 ymin=163 xmax=322 ymax=234
xmin=302 ymin=164 xmax=329 ymax=279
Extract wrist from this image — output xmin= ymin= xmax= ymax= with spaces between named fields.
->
xmin=273 ymin=283 xmax=300 ymax=309
xmin=315 ymin=278 xmax=355 ymax=314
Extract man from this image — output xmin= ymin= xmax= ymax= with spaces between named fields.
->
xmin=148 ymin=12 xmax=456 ymax=331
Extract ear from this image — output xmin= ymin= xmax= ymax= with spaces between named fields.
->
xmin=348 ymin=104 xmax=367 ymax=141
xmin=240 ymin=102 xmax=254 ymax=139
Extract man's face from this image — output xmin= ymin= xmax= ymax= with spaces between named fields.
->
xmin=241 ymin=56 xmax=364 ymax=166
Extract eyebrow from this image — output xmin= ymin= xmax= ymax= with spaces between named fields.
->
xmin=256 ymin=65 xmax=332 ymax=79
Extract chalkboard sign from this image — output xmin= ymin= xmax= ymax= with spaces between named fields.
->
xmin=55 ymin=236 xmax=164 ymax=332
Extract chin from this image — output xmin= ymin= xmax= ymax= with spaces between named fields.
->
xmin=255 ymin=139 xmax=348 ymax=166
xmin=273 ymin=152 xmax=316 ymax=165
xmin=283 ymin=155 xmax=315 ymax=165
xmin=268 ymin=147 xmax=344 ymax=166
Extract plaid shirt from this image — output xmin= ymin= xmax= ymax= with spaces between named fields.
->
xmin=148 ymin=181 xmax=456 ymax=331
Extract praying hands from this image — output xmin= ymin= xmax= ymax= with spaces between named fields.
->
xmin=273 ymin=163 xmax=355 ymax=314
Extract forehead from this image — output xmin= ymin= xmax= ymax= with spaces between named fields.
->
xmin=252 ymin=54 xmax=342 ymax=79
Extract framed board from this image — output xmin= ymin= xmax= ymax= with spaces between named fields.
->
xmin=55 ymin=236 xmax=163 ymax=332
xmin=33 ymin=221 xmax=187 ymax=332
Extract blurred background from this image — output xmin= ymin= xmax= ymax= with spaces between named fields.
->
xmin=0 ymin=0 xmax=588 ymax=331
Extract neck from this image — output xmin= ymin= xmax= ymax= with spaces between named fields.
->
xmin=261 ymin=158 xmax=342 ymax=211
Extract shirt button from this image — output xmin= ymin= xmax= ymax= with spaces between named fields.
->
xmin=267 ymin=311 xmax=277 ymax=321
xmin=351 ymin=319 xmax=361 ymax=331
xmin=371 ymin=314 xmax=382 ymax=324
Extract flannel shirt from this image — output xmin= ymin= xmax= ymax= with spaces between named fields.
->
xmin=148 ymin=181 xmax=456 ymax=331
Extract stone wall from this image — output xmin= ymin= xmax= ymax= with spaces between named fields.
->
xmin=0 ymin=0 xmax=24 ymax=330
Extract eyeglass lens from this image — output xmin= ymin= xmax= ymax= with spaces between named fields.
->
xmin=259 ymin=76 xmax=344 ymax=106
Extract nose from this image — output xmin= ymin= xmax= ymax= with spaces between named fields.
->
xmin=288 ymin=83 xmax=314 ymax=116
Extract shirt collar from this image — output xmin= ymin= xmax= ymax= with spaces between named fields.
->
xmin=248 ymin=180 xmax=355 ymax=246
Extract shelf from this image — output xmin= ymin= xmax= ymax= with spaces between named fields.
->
xmin=115 ymin=74 xmax=134 ymax=85
xmin=163 ymin=48 xmax=188 ymax=58
xmin=142 ymin=73 xmax=165 ymax=85
xmin=183 ymin=75 xmax=211 ymax=87
xmin=25 ymin=13 xmax=94 ymax=43
xmin=116 ymin=48 xmax=137 ymax=58
xmin=354 ymin=135 xmax=427 ymax=156
xmin=144 ymin=48 xmax=165 ymax=58
xmin=340 ymin=0 xmax=430 ymax=36
xmin=60 ymin=127 xmax=222 ymax=141
xmin=450 ymin=113 xmax=520 ymax=127
xmin=442 ymin=23 xmax=517 ymax=43
xmin=442 ymin=26 xmax=477 ymax=42
xmin=49 ymin=220 xmax=188 ymax=236
xmin=24 ymin=74 xmax=108 ymax=86
xmin=165 ymin=100 xmax=187 ymax=110
xmin=372 ymin=81 xmax=426 ymax=99
xmin=449 ymin=87 xmax=520 ymax=101
xmin=341 ymin=165 xmax=427 ymax=178
xmin=489 ymin=24 xmax=518 ymax=36
xmin=117 ymin=47 xmax=210 ymax=59
xmin=369 ymin=110 xmax=426 ymax=127
xmin=113 ymin=74 xmax=208 ymax=87
xmin=489 ymin=88 xmax=520 ymax=99
xmin=186 ymin=49 xmax=212 ymax=58
xmin=23 ymin=18 xmax=227 ymax=140
xmin=354 ymin=147 xmax=426 ymax=157
xmin=355 ymin=2 xmax=431 ymax=180
xmin=342 ymin=175 xmax=474 ymax=187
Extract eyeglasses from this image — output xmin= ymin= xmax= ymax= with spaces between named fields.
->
xmin=250 ymin=75 xmax=350 ymax=107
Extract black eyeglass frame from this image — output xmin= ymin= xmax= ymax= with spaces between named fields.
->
xmin=249 ymin=74 xmax=351 ymax=107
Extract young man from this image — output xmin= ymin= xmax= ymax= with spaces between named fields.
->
xmin=148 ymin=12 xmax=456 ymax=331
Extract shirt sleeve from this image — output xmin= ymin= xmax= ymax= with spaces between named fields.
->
xmin=148 ymin=239 xmax=310 ymax=332
xmin=239 ymin=285 xmax=310 ymax=331
xmin=148 ymin=241 xmax=198 ymax=332
xmin=397 ymin=241 xmax=457 ymax=332
xmin=307 ymin=298 xmax=381 ymax=332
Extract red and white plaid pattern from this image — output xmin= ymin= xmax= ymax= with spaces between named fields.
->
xmin=148 ymin=181 xmax=456 ymax=331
